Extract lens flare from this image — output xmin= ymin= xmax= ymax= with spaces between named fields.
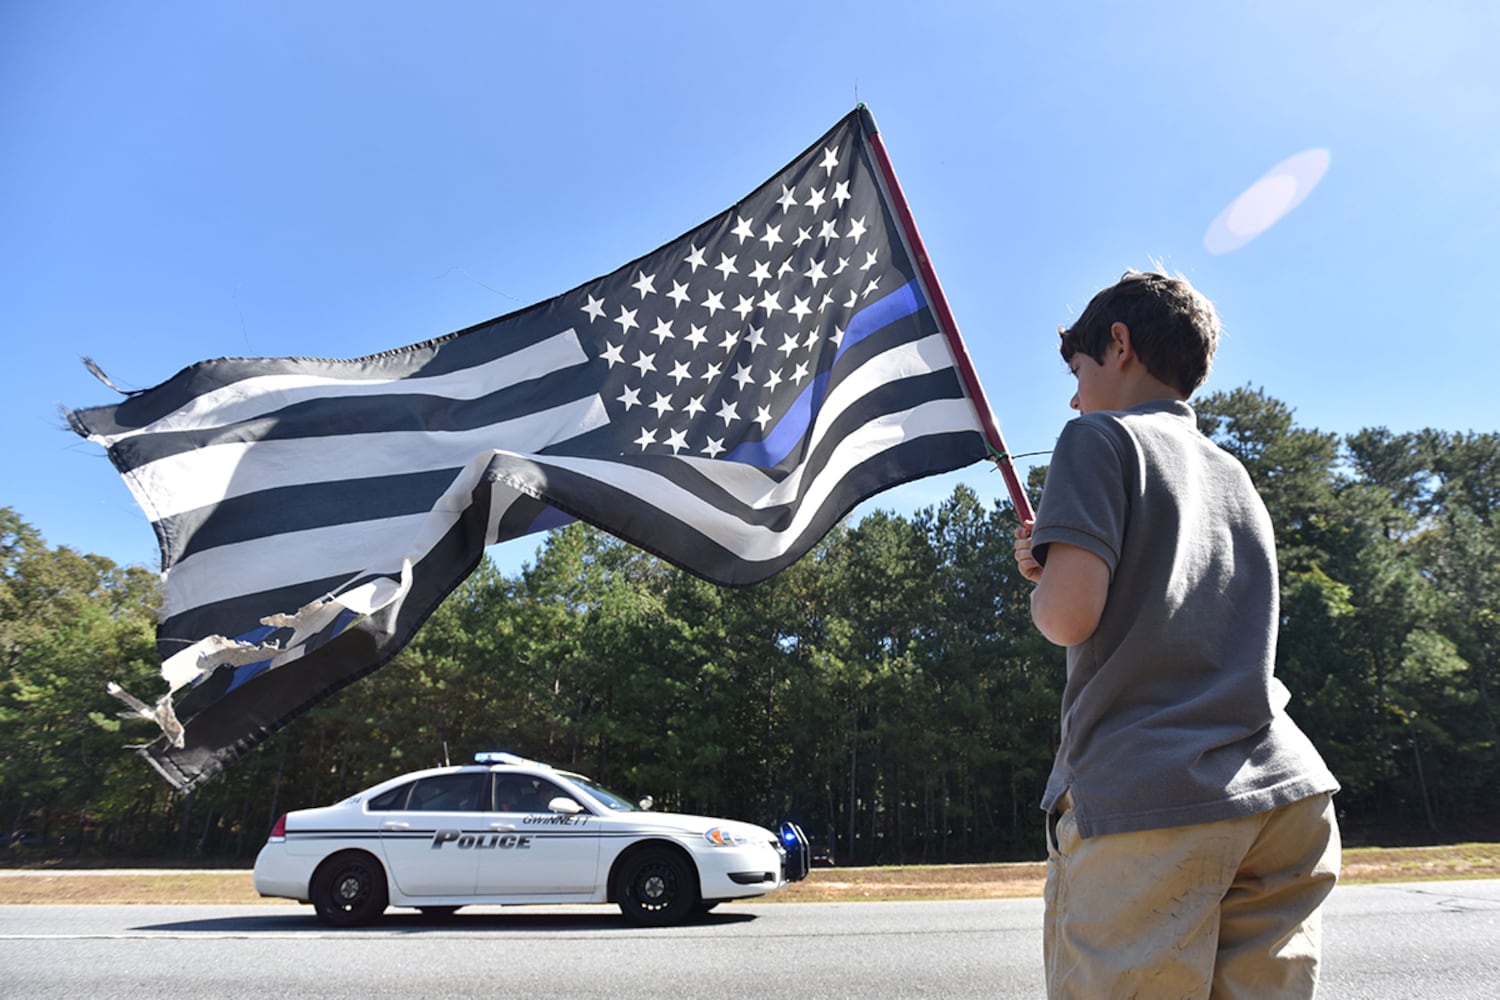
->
xmin=1204 ymin=149 xmax=1330 ymax=254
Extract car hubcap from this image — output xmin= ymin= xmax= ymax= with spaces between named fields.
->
xmin=337 ymin=874 xmax=364 ymax=903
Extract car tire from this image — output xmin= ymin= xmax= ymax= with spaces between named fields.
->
xmin=615 ymin=847 xmax=698 ymax=926
xmin=311 ymin=850 xmax=389 ymax=927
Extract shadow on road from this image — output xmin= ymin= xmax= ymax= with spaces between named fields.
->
xmin=131 ymin=908 xmax=758 ymax=934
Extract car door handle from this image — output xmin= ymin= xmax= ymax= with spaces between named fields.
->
xmin=381 ymin=821 xmax=410 ymax=831
xmin=490 ymin=822 xmax=517 ymax=831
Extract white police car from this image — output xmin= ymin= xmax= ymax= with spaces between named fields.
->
xmin=253 ymin=752 xmax=809 ymax=926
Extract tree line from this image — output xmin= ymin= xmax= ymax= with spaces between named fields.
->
xmin=2 ymin=386 xmax=1496 ymax=863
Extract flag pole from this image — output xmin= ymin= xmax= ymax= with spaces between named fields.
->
xmin=858 ymin=106 xmax=1036 ymax=524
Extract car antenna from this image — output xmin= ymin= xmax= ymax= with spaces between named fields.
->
xmin=442 ymin=742 xmax=450 ymax=767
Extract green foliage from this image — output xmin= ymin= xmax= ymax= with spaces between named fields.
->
xmin=2 ymin=399 xmax=1498 ymax=859
xmin=1 ymin=510 xmax=160 ymax=853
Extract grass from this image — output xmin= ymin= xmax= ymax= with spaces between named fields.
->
xmin=1 ymin=843 xmax=1495 ymax=906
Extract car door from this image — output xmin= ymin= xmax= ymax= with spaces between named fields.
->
xmin=375 ymin=772 xmax=486 ymax=897
xmin=475 ymin=773 xmax=601 ymax=895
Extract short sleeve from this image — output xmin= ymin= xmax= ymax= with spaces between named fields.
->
xmin=1030 ymin=417 xmax=1130 ymax=575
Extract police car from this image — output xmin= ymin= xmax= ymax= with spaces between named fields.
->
xmin=253 ymin=752 xmax=809 ymax=926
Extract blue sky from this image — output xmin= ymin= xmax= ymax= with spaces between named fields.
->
xmin=5 ymin=1 xmax=1496 ymax=575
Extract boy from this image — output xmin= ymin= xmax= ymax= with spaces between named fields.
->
xmin=1012 ymin=271 xmax=1340 ymax=998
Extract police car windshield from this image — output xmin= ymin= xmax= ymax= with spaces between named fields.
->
xmin=569 ymin=774 xmax=640 ymax=811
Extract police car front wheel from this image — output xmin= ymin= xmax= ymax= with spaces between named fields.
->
xmin=616 ymin=847 xmax=697 ymax=926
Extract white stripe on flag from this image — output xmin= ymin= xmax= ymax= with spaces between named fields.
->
xmin=159 ymin=512 xmax=431 ymax=619
xmin=128 ymin=394 xmax=610 ymax=520
xmin=87 ymin=329 xmax=591 ymax=445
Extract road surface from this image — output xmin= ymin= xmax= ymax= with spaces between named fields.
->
xmin=0 ymin=880 xmax=1495 ymax=998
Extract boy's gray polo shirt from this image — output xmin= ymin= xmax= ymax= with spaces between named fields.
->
xmin=1030 ymin=399 xmax=1337 ymax=839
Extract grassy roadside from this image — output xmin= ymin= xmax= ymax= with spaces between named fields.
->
xmin=1 ymin=843 xmax=1496 ymax=906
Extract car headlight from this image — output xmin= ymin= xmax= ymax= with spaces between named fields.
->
xmin=703 ymin=826 xmax=750 ymax=847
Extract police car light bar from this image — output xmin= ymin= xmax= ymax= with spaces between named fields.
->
xmin=473 ymin=751 xmax=551 ymax=768
xmin=474 ymin=751 xmax=527 ymax=765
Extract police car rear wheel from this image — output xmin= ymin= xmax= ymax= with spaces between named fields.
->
xmin=616 ymin=848 xmax=696 ymax=926
xmin=312 ymin=850 xmax=388 ymax=927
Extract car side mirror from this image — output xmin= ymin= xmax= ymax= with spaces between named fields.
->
xmin=638 ymin=796 xmax=654 ymax=811
xmin=548 ymin=797 xmax=585 ymax=815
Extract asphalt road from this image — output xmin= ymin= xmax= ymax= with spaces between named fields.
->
xmin=0 ymin=881 xmax=1495 ymax=999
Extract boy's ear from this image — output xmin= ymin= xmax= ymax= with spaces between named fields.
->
xmin=1109 ymin=321 xmax=1134 ymax=367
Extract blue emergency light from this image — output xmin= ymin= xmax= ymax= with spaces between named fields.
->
xmin=778 ymin=821 xmax=810 ymax=882
xmin=474 ymin=751 xmax=533 ymax=765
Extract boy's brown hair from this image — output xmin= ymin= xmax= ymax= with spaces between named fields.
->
xmin=1059 ymin=271 xmax=1220 ymax=397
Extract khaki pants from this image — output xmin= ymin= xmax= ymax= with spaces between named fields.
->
xmin=1044 ymin=792 xmax=1340 ymax=999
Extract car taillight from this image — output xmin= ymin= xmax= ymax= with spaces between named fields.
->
xmin=268 ymin=814 xmax=287 ymax=843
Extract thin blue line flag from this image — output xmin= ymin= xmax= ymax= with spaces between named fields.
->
xmin=68 ymin=108 xmax=992 ymax=790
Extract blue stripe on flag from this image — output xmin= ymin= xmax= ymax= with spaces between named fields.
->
xmin=726 ymin=280 xmax=926 ymax=466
